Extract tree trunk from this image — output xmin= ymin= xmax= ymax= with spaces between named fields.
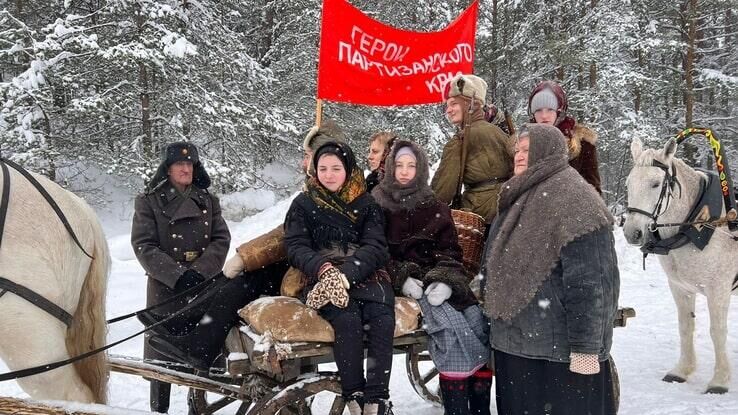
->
xmin=682 ymin=0 xmax=698 ymax=128
xmin=135 ymin=9 xmax=153 ymax=158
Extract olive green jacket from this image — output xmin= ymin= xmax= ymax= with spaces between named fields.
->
xmin=431 ymin=120 xmax=513 ymax=223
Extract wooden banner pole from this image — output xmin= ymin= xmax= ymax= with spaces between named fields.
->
xmin=315 ymin=99 xmax=324 ymax=127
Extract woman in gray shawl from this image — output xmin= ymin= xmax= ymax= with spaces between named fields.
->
xmin=482 ymin=124 xmax=619 ymax=415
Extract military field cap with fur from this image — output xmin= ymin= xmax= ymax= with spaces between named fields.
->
xmin=302 ymin=119 xmax=348 ymax=153
xmin=147 ymin=141 xmax=211 ymax=191
xmin=442 ymin=74 xmax=487 ymax=105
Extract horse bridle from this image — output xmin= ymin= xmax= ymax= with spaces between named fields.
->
xmin=626 ymin=159 xmax=682 ymax=238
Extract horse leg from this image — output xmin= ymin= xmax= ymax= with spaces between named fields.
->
xmin=663 ymin=282 xmax=696 ymax=383
xmin=705 ymin=290 xmax=731 ymax=394
xmin=0 ymin=308 xmax=96 ymax=403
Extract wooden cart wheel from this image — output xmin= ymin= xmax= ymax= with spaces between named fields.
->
xmin=405 ymin=344 xmax=442 ymax=406
xmin=249 ymin=372 xmax=342 ymax=415
xmin=610 ymin=357 xmax=620 ymax=414
xmin=188 ymin=387 xmax=252 ymax=415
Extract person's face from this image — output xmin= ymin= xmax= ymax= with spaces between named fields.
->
xmin=513 ymin=136 xmax=530 ymax=176
xmin=168 ymin=161 xmax=194 ymax=189
xmin=534 ymin=108 xmax=557 ymax=125
xmin=445 ymin=97 xmax=465 ymax=125
xmin=317 ymin=154 xmax=347 ymax=192
xmin=394 ymin=154 xmax=417 ymax=185
xmin=301 ymin=150 xmax=313 ymax=175
xmin=367 ymin=140 xmax=385 ymax=171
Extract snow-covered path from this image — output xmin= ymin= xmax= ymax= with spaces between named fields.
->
xmin=1 ymin=200 xmax=737 ymax=414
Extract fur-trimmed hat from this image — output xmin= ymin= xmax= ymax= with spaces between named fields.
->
xmin=302 ymin=119 xmax=347 ymax=153
xmin=146 ymin=141 xmax=211 ymax=192
xmin=163 ymin=141 xmax=199 ymax=167
xmin=442 ymin=74 xmax=487 ymax=105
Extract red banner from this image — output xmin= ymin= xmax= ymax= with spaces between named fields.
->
xmin=317 ymin=0 xmax=478 ymax=106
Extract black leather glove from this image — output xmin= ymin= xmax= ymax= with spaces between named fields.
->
xmin=175 ymin=269 xmax=205 ymax=291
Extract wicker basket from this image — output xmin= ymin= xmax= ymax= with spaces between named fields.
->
xmin=451 ymin=209 xmax=486 ymax=275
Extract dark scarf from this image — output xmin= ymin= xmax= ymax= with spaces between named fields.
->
xmin=484 ymin=124 xmax=612 ymax=321
xmin=372 ymin=140 xmax=435 ymax=212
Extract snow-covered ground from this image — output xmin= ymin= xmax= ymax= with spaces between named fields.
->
xmin=1 ymin=194 xmax=737 ymax=414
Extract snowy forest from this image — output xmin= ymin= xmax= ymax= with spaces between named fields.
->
xmin=1 ymin=0 xmax=737 ymax=208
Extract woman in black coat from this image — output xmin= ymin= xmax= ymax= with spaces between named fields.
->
xmin=284 ymin=140 xmax=394 ymax=415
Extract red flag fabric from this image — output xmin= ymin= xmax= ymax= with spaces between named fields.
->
xmin=317 ymin=0 xmax=478 ymax=106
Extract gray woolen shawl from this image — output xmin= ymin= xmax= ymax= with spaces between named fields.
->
xmin=483 ymin=124 xmax=613 ymax=321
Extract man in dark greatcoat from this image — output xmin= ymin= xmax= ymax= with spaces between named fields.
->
xmin=131 ymin=141 xmax=230 ymax=413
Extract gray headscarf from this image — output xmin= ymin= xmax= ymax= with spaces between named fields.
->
xmin=483 ymin=124 xmax=612 ymax=320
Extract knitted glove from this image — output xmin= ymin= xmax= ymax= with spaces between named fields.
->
xmin=569 ymin=353 xmax=600 ymax=375
xmin=306 ymin=265 xmax=349 ymax=309
xmin=425 ymin=282 xmax=452 ymax=306
xmin=401 ymin=277 xmax=424 ymax=299
xmin=223 ymin=254 xmax=244 ymax=279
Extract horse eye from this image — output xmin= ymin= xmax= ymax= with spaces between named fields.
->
xmin=651 ymin=182 xmax=660 ymax=188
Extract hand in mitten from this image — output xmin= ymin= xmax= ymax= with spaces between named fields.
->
xmin=306 ymin=265 xmax=349 ymax=309
xmin=175 ymin=269 xmax=205 ymax=291
xmin=401 ymin=277 xmax=424 ymax=299
xmin=425 ymin=282 xmax=452 ymax=306
xmin=223 ymin=254 xmax=244 ymax=279
xmin=319 ymin=264 xmax=350 ymax=289
xmin=569 ymin=353 xmax=600 ymax=375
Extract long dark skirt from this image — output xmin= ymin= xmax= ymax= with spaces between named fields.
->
xmin=494 ymin=350 xmax=616 ymax=415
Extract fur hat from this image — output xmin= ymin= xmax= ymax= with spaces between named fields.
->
xmin=163 ymin=141 xmax=199 ymax=167
xmin=442 ymin=74 xmax=487 ymax=105
xmin=146 ymin=141 xmax=211 ymax=191
xmin=302 ymin=119 xmax=348 ymax=153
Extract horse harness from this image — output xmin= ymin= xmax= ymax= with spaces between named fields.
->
xmin=0 ymin=157 xmax=93 ymax=328
xmin=627 ymin=159 xmax=727 ymax=256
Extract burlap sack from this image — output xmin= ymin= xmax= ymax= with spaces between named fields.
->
xmin=393 ymin=296 xmax=422 ymax=337
xmin=280 ymin=267 xmax=306 ymax=297
xmin=239 ymin=296 xmax=422 ymax=343
xmin=236 ymin=225 xmax=287 ymax=272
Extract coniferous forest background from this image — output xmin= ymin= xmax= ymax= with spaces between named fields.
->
xmin=1 ymin=0 xmax=737 ymax=210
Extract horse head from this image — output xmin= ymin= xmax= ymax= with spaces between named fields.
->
xmin=623 ymin=137 xmax=683 ymax=246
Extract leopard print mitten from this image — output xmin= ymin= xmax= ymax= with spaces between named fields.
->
xmin=306 ymin=268 xmax=349 ymax=309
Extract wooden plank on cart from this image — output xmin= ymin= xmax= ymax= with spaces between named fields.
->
xmin=109 ymin=355 xmax=244 ymax=399
xmin=0 ymin=396 xmax=154 ymax=414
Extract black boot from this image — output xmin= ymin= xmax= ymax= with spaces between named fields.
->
xmin=468 ymin=369 xmax=493 ymax=415
xmin=149 ymin=380 xmax=171 ymax=413
xmin=440 ymin=376 xmax=471 ymax=415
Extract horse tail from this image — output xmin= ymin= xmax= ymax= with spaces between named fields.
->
xmin=65 ymin=212 xmax=110 ymax=404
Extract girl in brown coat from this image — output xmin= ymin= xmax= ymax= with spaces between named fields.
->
xmin=373 ymin=140 xmax=492 ymax=415
xmin=528 ymin=80 xmax=602 ymax=194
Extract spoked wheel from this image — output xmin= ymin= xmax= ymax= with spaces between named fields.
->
xmin=249 ymin=372 xmax=342 ymax=415
xmin=188 ymin=387 xmax=252 ymax=415
xmin=610 ymin=356 xmax=620 ymax=414
xmin=405 ymin=344 xmax=442 ymax=406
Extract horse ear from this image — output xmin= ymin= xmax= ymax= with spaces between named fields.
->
xmin=630 ymin=137 xmax=643 ymax=159
xmin=663 ymin=138 xmax=677 ymax=160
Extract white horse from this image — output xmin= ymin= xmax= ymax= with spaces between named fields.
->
xmin=0 ymin=162 xmax=109 ymax=403
xmin=623 ymin=137 xmax=738 ymax=394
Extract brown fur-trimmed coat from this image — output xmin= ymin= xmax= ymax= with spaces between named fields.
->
xmin=563 ymin=122 xmax=601 ymax=194
xmin=373 ymin=140 xmax=478 ymax=310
